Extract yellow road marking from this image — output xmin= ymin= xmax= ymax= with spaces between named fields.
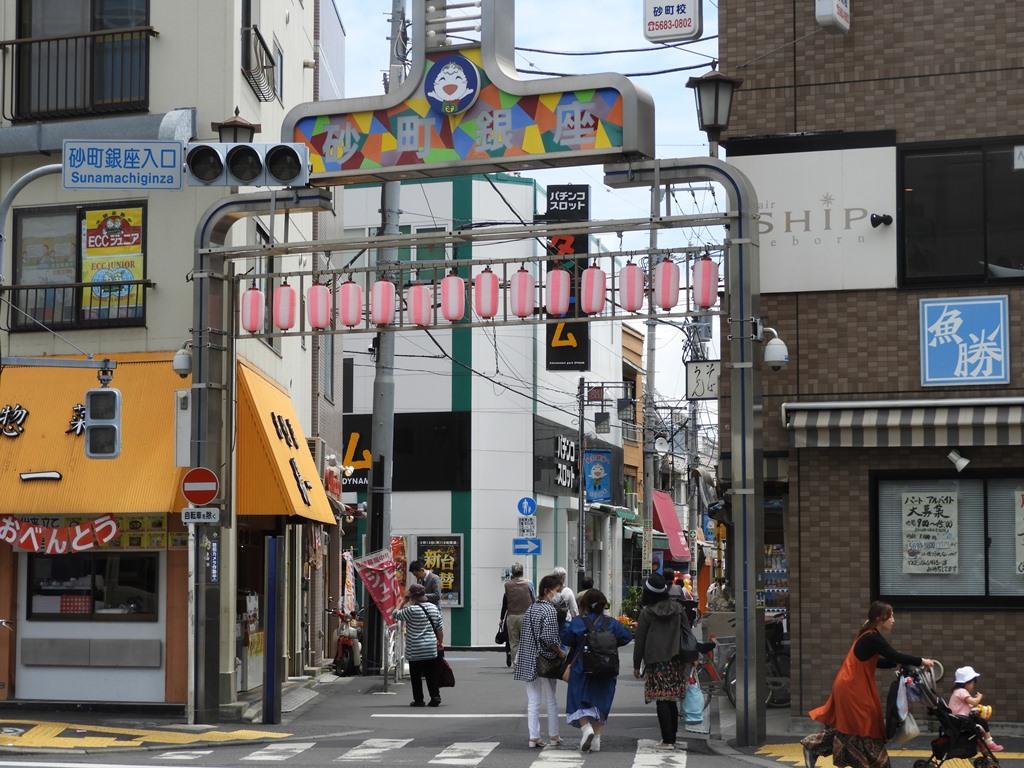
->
xmin=756 ymin=742 xmax=1024 ymax=765
xmin=0 ymin=720 xmax=289 ymax=750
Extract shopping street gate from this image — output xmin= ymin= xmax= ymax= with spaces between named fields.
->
xmin=281 ymin=0 xmax=654 ymax=185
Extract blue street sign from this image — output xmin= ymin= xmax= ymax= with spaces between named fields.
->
xmin=513 ymin=537 xmax=542 ymax=556
xmin=63 ymin=140 xmax=184 ymax=190
xmin=517 ymin=496 xmax=537 ymax=516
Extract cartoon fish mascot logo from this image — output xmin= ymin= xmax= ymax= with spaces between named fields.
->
xmin=425 ymin=55 xmax=480 ymax=115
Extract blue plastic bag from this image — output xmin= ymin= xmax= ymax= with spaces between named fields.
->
xmin=683 ymin=681 xmax=704 ymax=723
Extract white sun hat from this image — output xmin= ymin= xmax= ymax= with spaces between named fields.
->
xmin=954 ymin=666 xmax=981 ymax=685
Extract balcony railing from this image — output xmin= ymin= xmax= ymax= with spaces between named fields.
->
xmin=241 ymin=25 xmax=276 ymax=102
xmin=0 ymin=26 xmax=157 ymax=122
xmin=2 ymin=279 xmax=154 ymax=332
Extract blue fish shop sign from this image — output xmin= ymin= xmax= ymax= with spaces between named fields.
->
xmin=920 ymin=296 xmax=1009 ymax=386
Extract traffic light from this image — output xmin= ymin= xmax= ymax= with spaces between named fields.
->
xmin=84 ymin=387 xmax=121 ymax=459
xmin=184 ymin=143 xmax=310 ymax=187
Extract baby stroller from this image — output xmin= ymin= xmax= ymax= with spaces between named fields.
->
xmin=899 ymin=665 xmax=1001 ymax=768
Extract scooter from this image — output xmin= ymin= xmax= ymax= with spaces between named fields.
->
xmin=326 ymin=608 xmax=362 ymax=676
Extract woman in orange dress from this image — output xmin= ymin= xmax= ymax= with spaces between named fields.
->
xmin=801 ymin=602 xmax=935 ymax=768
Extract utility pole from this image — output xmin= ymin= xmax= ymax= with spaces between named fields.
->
xmin=576 ymin=377 xmax=586 ymax=588
xmin=365 ymin=0 xmax=407 ymax=677
xmin=642 ymin=177 xmax=661 ymax=578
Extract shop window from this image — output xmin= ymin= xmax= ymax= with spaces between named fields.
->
xmin=875 ymin=478 xmax=1024 ymax=604
xmin=11 ymin=203 xmax=148 ymax=331
xmin=901 ymin=143 xmax=1024 ymax=284
xmin=27 ymin=551 xmax=158 ymax=621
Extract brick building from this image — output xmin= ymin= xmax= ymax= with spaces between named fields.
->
xmin=718 ymin=2 xmax=1024 ymax=722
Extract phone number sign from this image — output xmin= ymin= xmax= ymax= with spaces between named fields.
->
xmin=643 ymin=0 xmax=703 ymax=43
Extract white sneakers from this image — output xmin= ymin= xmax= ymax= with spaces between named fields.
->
xmin=580 ymin=723 xmax=595 ymax=752
xmin=591 ymin=735 xmax=601 ymax=752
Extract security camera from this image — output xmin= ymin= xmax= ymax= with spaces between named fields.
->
xmin=762 ymin=327 xmax=789 ymax=371
xmin=172 ymin=345 xmax=193 ymax=378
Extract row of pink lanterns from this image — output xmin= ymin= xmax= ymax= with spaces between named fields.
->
xmin=240 ymin=256 xmax=719 ymax=334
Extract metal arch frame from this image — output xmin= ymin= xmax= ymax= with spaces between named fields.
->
xmin=604 ymin=155 xmax=765 ymax=747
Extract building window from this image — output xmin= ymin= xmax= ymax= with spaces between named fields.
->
xmin=342 ymin=357 xmax=353 ymax=413
xmin=254 ymin=223 xmax=281 ymax=354
xmin=875 ymin=477 xmax=1024 ymax=604
xmin=902 ymin=143 xmax=1024 ymax=284
xmin=11 ymin=203 xmax=148 ymax=331
xmin=273 ymin=38 xmax=284 ymax=103
xmin=27 ymin=551 xmax=159 ymax=621
xmin=321 ymin=333 xmax=335 ymax=402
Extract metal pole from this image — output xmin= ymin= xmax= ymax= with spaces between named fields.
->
xmin=576 ymin=377 xmax=586 ymax=589
xmin=605 ymin=156 xmax=765 ymax=745
xmin=642 ymin=175 xmax=660 ymax=578
xmin=0 ymin=164 xmax=62 ymax=282
xmin=366 ymin=0 xmax=406 ymax=678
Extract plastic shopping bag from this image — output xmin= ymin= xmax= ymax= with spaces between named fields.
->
xmin=683 ymin=680 xmax=704 ymax=723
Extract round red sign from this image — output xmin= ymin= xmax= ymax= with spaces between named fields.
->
xmin=182 ymin=466 xmax=219 ymax=506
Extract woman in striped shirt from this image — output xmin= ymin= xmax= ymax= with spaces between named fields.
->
xmin=393 ymin=583 xmax=444 ymax=707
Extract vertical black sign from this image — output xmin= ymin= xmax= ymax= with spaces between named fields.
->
xmin=544 ymin=185 xmax=591 ymax=371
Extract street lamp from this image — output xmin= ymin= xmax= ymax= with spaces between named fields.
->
xmin=686 ymin=64 xmax=743 ymax=154
xmin=212 ymin=107 xmax=262 ymax=142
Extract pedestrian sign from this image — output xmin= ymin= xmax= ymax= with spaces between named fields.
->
xmin=517 ymin=516 xmax=537 ymax=538
xmin=63 ymin=140 xmax=183 ymax=190
xmin=517 ymin=496 xmax=537 ymax=516
xmin=513 ymin=537 xmax=542 ymax=556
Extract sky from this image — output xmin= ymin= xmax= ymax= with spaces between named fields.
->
xmin=337 ymin=0 xmax=724 ymax=407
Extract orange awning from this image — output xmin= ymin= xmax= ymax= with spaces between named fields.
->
xmin=0 ymin=353 xmax=188 ymax=515
xmin=235 ymin=360 xmax=334 ymax=525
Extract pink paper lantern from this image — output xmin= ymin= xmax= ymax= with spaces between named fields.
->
xmin=474 ymin=268 xmax=499 ymax=319
xmin=619 ymin=262 xmax=645 ymax=313
xmin=654 ymin=258 xmax=681 ymax=310
xmin=337 ymin=280 xmax=363 ymax=328
xmin=580 ymin=265 xmax=606 ymax=314
xmin=407 ymin=284 xmax=433 ymax=327
xmin=272 ymin=281 xmax=296 ymax=330
xmin=440 ymin=273 xmax=466 ymax=322
xmin=307 ymin=283 xmax=332 ymax=329
xmin=371 ymin=279 xmax=396 ymax=325
xmin=509 ymin=268 xmax=536 ymax=319
xmin=692 ymin=255 xmax=719 ymax=310
xmin=241 ymin=284 xmax=265 ymax=333
xmin=546 ymin=268 xmax=571 ymax=316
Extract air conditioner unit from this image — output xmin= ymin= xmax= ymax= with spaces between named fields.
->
xmin=625 ymin=492 xmax=639 ymax=512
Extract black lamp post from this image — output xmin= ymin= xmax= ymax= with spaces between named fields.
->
xmin=686 ymin=64 xmax=743 ymax=156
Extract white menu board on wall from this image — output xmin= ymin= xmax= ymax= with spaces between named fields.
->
xmin=1015 ymin=491 xmax=1024 ymax=576
xmin=902 ymin=492 xmax=958 ymax=574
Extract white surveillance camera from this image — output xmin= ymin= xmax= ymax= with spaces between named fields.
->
xmin=762 ymin=328 xmax=789 ymax=372
xmin=172 ymin=345 xmax=193 ymax=378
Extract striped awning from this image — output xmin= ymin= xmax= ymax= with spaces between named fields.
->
xmin=783 ymin=399 xmax=1024 ymax=448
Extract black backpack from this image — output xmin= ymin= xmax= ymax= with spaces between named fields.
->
xmin=581 ymin=615 xmax=619 ymax=679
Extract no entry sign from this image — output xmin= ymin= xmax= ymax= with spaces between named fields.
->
xmin=182 ymin=467 xmax=219 ymax=506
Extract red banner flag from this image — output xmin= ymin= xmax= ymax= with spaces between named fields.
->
xmin=353 ymin=549 xmax=401 ymax=627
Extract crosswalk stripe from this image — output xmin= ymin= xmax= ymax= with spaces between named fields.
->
xmin=240 ymin=743 xmax=315 ymax=762
xmin=428 ymin=742 xmax=499 ymax=766
xmin=336 ymin=738 xmax=413 ymax=762
xmin=154 ymin=751 xmax=214 ymax=761
xmin=631 ymin=739 xmax=689 ymax=767
xmin=527 ymin=745 xmax=585 ymax=768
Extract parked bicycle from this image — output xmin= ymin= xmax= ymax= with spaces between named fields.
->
xmin=692 ymin=612 xmax=790 ymax=709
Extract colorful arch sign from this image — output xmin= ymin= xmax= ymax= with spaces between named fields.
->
xmin=283 ymin=0 xmax=655 ymax=185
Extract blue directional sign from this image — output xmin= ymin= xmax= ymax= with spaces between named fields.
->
xmin=513 ymin=537 xmax=542 ymax=556
xmin=63 ymin=140 xmax=184 ymax=191
xmin=517 ymin=496 xmax=537 ymax=516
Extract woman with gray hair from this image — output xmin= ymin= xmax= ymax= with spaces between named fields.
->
xmin=551 ymin=566 xmax=580 ymax=630
xmin=500 ymin=563 xmax=535 ymax=670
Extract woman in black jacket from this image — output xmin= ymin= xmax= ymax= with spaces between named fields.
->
xmin=632 ymin=573 xmax=690 ymax=751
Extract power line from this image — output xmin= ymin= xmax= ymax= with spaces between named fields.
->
xmin=517 ymin=62 xmax=709 ymax=78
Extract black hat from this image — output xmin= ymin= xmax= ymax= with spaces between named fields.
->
xmin=644 ymin=573 xmax=668 ymax=594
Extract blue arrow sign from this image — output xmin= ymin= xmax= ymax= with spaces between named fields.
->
xmin=517 ymin=496 xmax=537 ymax=516
xmin=513 ymin=537 xmax=542 ymax=556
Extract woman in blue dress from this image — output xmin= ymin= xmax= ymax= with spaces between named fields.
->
xmin=560 ymin=589 xmax=633 ymax=752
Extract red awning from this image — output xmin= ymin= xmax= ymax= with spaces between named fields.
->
xmin=652 ymin=490 xmax=691 ymax=561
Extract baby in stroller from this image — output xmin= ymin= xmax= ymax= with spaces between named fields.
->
xmin=950 ymin=666 xmax=1003 ymax=753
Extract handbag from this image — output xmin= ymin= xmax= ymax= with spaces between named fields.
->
xmin=530 ymin=607 xmax=565 ymax=680
xmin=683 ymin=678 xmax=705 ymax=723
xmin=419 ymin=605 xmax=455 ymax=688
xmin=495 ymin=616 xmax=508 ymax=645
xmin=678 ymin=617 xmax=699 ymax=660
xmin=892 ymin=712 xmax=920 ymax=744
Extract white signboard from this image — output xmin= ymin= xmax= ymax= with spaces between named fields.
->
xmin=182 ymin=507 xmax=220 ymax=525
xmin=1015 ymin=146 xmax=1024 ymax=171
xmin=518 ymin=516 xmax=537 ymax=539
xmin=63 ymin=140 xmax=183 ymax=190
xmin=729 ymin=146 xmax=897 ymax=293
xmin=1015 ymin=491 xmax=1024 ymax=575
xmin=643 ymin=0 xmax=702 ymax=43
xmin=815 ymin=0 xmax=850 ymax=32
xmin=686 ymin=360 xmax=720 ymax=400
xmin=902 ymin=492 xmax=958 ymax=574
